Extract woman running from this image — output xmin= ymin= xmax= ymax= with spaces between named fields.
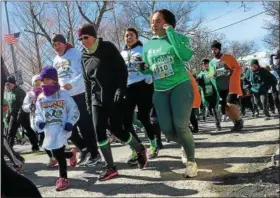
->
xmin=141 ymin=9 xmax=197 ymax=178
xmin=78 ymin=24 xmax=148 ymax=181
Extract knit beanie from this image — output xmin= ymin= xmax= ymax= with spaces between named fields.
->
xmin=39 ymin=66 xmax=58 ymax=81
xmin=32 ymin=74 xmax=40 ymax=86
xmin=51 ymin=34 xmax=66 ymax=44
xmin=6 ymin=75 xmax=16 ymax=84
xmin=249 ymin=59 xmax=259 ymax=66
xmin=78 ymin=24 xmax=97 ymax=38
xmin=211 ymin=40 xmax=222 ymax=50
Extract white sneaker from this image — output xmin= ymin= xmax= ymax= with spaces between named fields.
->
xmin=183 ymin=161 xmax=198 ymax=178
xmin=181 ymin=147 xmax=187 ymax=165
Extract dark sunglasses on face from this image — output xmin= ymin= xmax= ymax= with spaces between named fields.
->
xmin=78 ymin=36 xmax=89 ymax=41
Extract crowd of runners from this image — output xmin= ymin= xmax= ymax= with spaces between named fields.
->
xmin=2 ymin=9 xmax=280 ymax=194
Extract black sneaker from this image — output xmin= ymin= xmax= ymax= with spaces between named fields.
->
xmin=98 ymin=165 xmax=118 ymax=181
xmin=86 ymin=153 xmax=102 ymax=167
xmin=216 ymin=123 xmax=222 ymax=132
xmin=231 ymin=119 xmax=244 ymax=132
xmin=137 ymin=145 xmax=148 ymax=169
xmin=77 ymin=150 xmax=91 ymax=166
xmin=127 ymin=152 xmax=138 ymax=166
xmin=156 ymin=140 xmax=163 ymax=149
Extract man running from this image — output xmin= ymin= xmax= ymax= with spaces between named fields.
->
xmin=209 ymin=40 xmax=244 ymax=131
xmin=52 ymin=34 xmax=100 ymax=166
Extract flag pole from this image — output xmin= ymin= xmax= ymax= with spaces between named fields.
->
xmin=5 ymin=1 xmax=18 ymax=73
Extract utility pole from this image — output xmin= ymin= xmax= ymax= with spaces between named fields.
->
xmin=5 ymin=1 xmax=18 ymax=73
xmin=66 ymin=1 xmax=75 ymax=47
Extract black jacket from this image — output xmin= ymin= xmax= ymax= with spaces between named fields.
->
xmin=81 ymin=38 xmax=128 ymax=107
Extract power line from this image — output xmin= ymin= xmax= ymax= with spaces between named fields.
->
xmin=210 ymin=11 xmax=266 ymax=32
xmin=204 ymin=2 xmax=253 ymax=25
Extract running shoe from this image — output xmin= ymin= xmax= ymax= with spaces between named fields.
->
xmin=55 ymin=178 xmax=70 ymax=191
xmin=69 ymin=148 xmax=77 ymax=167
xmin=231 ymin=119 xmax=244 ymax=132
xmin=48 ymin=158 xmax=58 ymax=168
xmin=137 ymin=145 xmax=148 ymax=169
xmin=156 ymin=139 xmax=163 ymax=149
xmin=148 ymin=147 xmax=159 ymax=159
xmin=13 ymin=164 xmax=24 ymax=173
xmin=183 ymin=161 xmax=198 ymax=178
xmin=86 ymin=153 xmax=102 ymax=167
xmin=98 ymin=165 xmax=118 ymax=181
xmin=127 ymin=151 xmax=138 ymax=166
xmin=77 ymin=150 xmax=91 ymax=166
xmin=216 ymin=123 xmax=222 ymax=132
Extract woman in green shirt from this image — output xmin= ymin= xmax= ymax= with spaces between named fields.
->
xmin=142 ymin=9 xmax=197 ymax=178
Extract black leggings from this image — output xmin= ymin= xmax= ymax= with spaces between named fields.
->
xmin=190 ymin=109 xmax=198 ymax=131
xmin=71 ymin=93 xmax=98 ymax=157
xmin=50 ymin=146 xmax=73 ymax=178
xmin=219 ymin=90 xmax=229 ymax=115
xmin=205 ymin=94 xmax=220 ymax=124
xmin=7 ymin=112 xmax=38 ymax=149
xmin=92 ymin=104 xmax=130 ymax=144
xmin=123 ymin=81 xmax=155 ymax=142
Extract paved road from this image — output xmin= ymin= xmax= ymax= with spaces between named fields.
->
xmin=14 ymin=114 xmax=280 ymax=197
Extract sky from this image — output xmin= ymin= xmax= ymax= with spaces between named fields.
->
xmin=2 ymin=1 xmax=270 ymax=51
xmin=191 ymin=1 xmax=269 ymax=50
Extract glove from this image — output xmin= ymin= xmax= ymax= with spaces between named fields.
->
xmin=114 ymin=89 xmax=124 ymax=103
xmin=30 ymin=102 xmax=36 ymax=112
xmin=38 ymin=122 xmax=46 ymax=130
xmin=64 ymin=122 xmax=73 ymax=132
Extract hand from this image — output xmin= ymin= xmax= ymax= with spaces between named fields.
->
xmin=114 ymin=89 xmax=124 ymax=103
xmin=38 ymin=122 xmax=46 ymax=130
xmin=30 ymin=102 xmax=36 ymax=112
xmin=64 ymin=122 xmax=73 ymax=132
xmin=162 ymin=24 xmax=172 ymax=30
xmin=63 ymin=84 xmax=72 ymax=90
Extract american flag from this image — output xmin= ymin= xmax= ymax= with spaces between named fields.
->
xmin=4 ymin=32 xmax=20 ymax=45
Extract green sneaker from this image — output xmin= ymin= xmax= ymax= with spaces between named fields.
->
xmin=148 ymin=147 xmax=159 ymax=159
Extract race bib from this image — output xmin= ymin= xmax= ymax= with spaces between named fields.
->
xmin=205 ymin=85 xmax=213 ymax=95
xmin=152 ymin=63 xmax=174 ymax=80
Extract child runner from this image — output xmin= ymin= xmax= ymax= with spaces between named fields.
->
xmin=22 ymin=74 xmax=57 ymax=167
xmin=35 ymin=66 xmax=79 ymax=191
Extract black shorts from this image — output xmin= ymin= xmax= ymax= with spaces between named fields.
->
xmin=227 ymin=94 xmax=238 ymax=104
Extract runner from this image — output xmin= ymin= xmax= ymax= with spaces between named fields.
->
xmin=245 ymin=59 xmax=278 ymax=120
xmin=22 ymin=74 xmax=57 ymax=167
xmin=52 ymin=34 xmax=100 ymax=166
xmin=4 ymin=76 xmax=39 ymax=151
xmin=241 ymin=69 xmax=259 ymax=117
xmin=78 ymin=24 xmax=148 ymax=181
xmin=35 ymin=66 xmax=79 ymax=191
xmin=121 ymin=27 xmax=159 ymax=162
xmin=209 ymin=40 xmax=244 ymax=131
xmin=142 ymin=9 xmax=197 ymax=177
xmin=197 ymin=58 xmax=222 ymax=132
xmin=265 ymin=65 xmax=280 ymax=115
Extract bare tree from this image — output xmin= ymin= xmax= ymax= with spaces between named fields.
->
xmin=262 ymin=1 xmax=280 ymax=50
xmin=226 ymin=40 xmax=258 ymax=59
xmin=118 ymin=1 xmax=202 ymax=40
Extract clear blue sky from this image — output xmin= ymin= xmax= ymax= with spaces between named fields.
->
xmin=2 ymin=1 xmax=269 ymax=50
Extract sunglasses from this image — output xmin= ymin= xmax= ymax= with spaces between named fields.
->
xmin=78 ymin=36 xmax=89 ymax=41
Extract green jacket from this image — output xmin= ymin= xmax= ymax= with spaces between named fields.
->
xmin=4 ymin=85 xmax=26 ymax=118
xmin=197 ymin=70 xmax=220 ymax=106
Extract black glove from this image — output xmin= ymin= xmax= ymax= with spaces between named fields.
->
xmin=30 ymin=102 xmax=36 ymax=112
xmin=114 ymin=89 xmax=124 ymax=103
xmin=64 ymin=122 xmax=73 ymax=132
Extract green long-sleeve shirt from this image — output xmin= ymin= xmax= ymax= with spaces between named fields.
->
xmin=4 ymin=85 xmax=26 ymax=117
xmin=142 ymin=27 xmax=193 ymax=91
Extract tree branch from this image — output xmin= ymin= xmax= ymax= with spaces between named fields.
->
xmin=76 ymin=1 xmax=94 ymax=25
xmin=24 ymin=29 xmax=46 ymax=37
